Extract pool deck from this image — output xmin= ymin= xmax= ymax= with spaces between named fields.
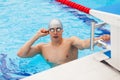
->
xmin=21 ymin=51 xmax=120 ymax=80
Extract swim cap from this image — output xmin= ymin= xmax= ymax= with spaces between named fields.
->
xmin=48 ymin=19 xmax=63 ymax=29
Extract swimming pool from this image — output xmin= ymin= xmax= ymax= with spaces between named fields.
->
xmin=0 ymin=0 xmax=113 ymax=79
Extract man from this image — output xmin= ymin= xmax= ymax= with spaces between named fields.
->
xmin=17 ymin=19 xmax=110 ymax=67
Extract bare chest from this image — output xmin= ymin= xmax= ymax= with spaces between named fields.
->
xmin=41 ymin=44 xmax=77 ymax=64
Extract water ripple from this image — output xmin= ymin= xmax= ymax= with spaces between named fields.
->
xmin=0 ymin=54 xmax=31 ymax=80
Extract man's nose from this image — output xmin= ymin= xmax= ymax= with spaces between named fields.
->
xmin=54 ymin=30 xmax=57 ymax=34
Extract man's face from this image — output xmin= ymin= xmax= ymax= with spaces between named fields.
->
xmin=49 ymin=27 xmax=63 ymax=40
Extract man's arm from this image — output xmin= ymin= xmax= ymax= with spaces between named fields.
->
xmin=17 ymin=28 xmax=49 ymax=58
xmin=71 ymin=35 xmax=110 ymax=50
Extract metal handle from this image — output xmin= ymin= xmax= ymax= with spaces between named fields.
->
xmin=90 ymin=22 xmax=107 ymax=50
xmin=90 ymin=22 xmax=95 ymax=50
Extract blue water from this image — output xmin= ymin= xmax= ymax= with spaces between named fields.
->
xmin=72 ymin=0 xmax=120 ymax=9
xmin=0 ymin=0 xmax=111 ymax=79
xmin=72 ymin=0 xmax=120 ymax=15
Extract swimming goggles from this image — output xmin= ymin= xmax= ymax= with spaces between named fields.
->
xmin=49 ymin=27 xmax=62 ymax=32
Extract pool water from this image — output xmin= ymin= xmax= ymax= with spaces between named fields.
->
xmin=72 ymin=0 xmax=120 ymax=9
xmin=0 ymin=0 xmax=111 ymax=79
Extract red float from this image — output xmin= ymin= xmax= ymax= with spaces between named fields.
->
xmin=56 ymin=0 xmax=90 ymax=14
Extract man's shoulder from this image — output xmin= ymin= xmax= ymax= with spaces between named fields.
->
xmin=37 ymin=43 xmax=49 ymax=47
xmin=67 ymin=36 xmax=81 ymax=43
xmin=64 ymin=36 xmax=78 ymax=42
xmin=68 ymin=36 xmax=79 ymax=40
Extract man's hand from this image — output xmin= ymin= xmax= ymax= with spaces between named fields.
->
xmin=100 ymin=34 xmax=110 ymax=42
xmin=36 ymin=28 xmax=49 ymax=37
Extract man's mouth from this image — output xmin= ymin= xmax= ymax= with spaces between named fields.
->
xmin=53 ymin=36 xmax=58 ymax=38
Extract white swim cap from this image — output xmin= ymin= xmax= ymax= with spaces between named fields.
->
xmin=48 ymin=19 xmax=63 ymax=29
